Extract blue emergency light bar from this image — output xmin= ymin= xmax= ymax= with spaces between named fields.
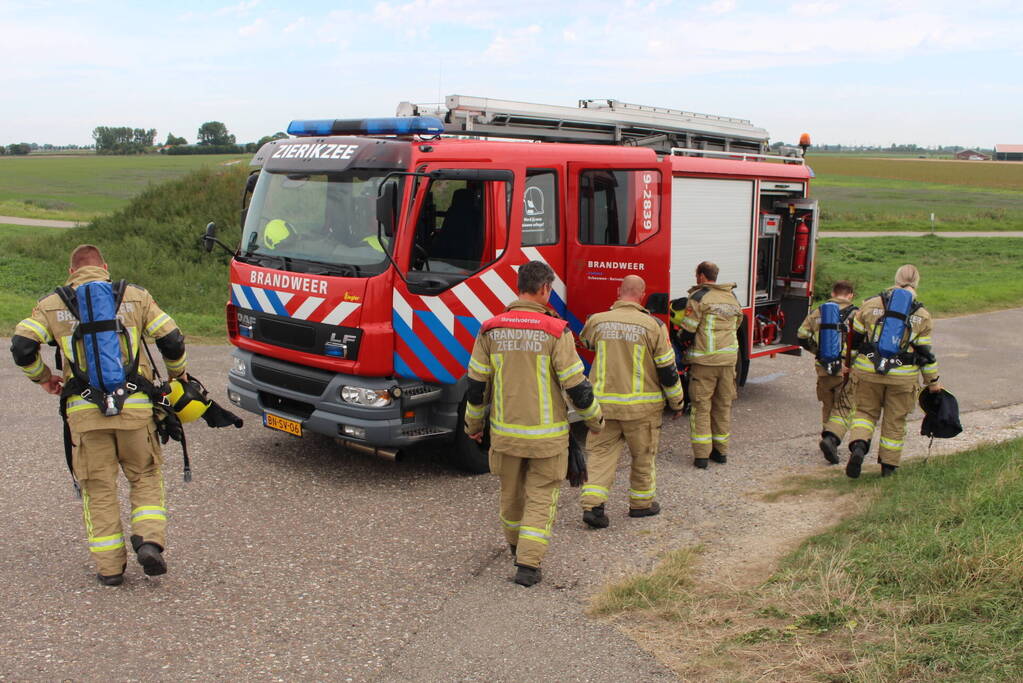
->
xmin=287 ymin=116 xmax=444 ymax=137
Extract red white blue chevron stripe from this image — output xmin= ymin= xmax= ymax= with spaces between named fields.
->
xmin=230 ymin=283 xmax=361 ymax=325
xmin=393 ymin=249 xmax=582 ymax=385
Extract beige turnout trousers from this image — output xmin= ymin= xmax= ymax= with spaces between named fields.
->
xmin=73 ymin=424 xmax=167 ymax=576
xmin=491 ymin=449 xmax=568 ymax=569
xmin=580 ymin=415 xmax=661 ymax=511
xmin=688 ymin=364 xmax=736 ymax=460
xmin=817 ymin=374 xmax=857 ymax=440
xmin=848 ymin=378 xmax=918 ymax=466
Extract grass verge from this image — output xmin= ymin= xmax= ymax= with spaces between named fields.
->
xmin=593 ymin=438 xmax=1023 ymax=681
xmin=814 ymin=236 xmax=1023 ymax=315
xmin=0 ymin=166 xmax=246 ymax=341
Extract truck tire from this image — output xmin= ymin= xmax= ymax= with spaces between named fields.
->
xmin=736 ymin=321 xmax=751 ymax=388
xmin=449 ymin=399 xmax=490 ymax=474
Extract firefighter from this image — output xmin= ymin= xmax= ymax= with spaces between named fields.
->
xmin=797 ymin=280 xmax=858 ymax=464
xmin=9 ymin=245 xmax=188 ymax=585
xmin=577 ymin=275 xmax=684 ymax=528
xmin=677 ymin=261 xmax=743 ymax=468
xmin=464 ymin=261 xmax=603 ymax=587
xmin=846 ymin=264 xmax=942 ymax=478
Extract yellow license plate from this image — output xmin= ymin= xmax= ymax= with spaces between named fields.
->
xmin=264 ymin=413 xmax=302 ymax=437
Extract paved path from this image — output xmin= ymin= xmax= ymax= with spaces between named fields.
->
xmin=821 ymin=230 xmax=1023 ymax=238
xmin=0 ymin=215 xmax=82 ymax=228
xmin=0 ymin=308 xmax=1020 ymax=680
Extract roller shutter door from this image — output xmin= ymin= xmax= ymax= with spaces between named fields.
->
xmin=669 ymin=177 xmax=754 ymax=307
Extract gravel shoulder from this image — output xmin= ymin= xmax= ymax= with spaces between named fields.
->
xmin=0 ymin=308 xmax=1018 ymax=680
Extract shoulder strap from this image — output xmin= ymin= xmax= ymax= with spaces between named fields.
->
xmin=54 ymin=285 xmax=80 ymax=321
xmin=690 ymin=287 xmax=709 ymax=303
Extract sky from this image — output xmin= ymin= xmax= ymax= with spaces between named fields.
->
xmin=2 ymin=0 xmax=1021 ymax=148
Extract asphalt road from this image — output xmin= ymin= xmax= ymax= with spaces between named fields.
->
xmin=0 ymin=215 xmax=81 ymax=228
xmin=1 ymin=308 xmax=1021 ymax=681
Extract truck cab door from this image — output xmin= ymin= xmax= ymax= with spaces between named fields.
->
xmin=565 ymin=160 xmax=672 ymax=329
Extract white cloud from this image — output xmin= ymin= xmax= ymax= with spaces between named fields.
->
xmin=484 ymin=24 xmax=543 ymax=63
xmin=238 ymin=18 xmax=267 ymax=36
xmin=700 ymin=0 xmax=736 ymax=14
xmin=283 ymin=17 xmax=307 ymax=34
xmin=790 ymin=1 xmax=841 ymax=16
xmin=215 ymin=0 xmax=260 ymax=17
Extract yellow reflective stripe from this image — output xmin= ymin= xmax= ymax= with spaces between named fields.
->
xmin=501 ymin=515 xmax=521 ymax=529
xmin=468 ymin=357 xmax=492 ymax=376
xmin=537 ymin=354 xmax=552 ymax=425
xmin=691 ymin=435 xmax=712 ymax=443
xmin=21 ymin=355 xmax=46 ymax=379
xmin=581 ymin=484 xmax=609 ymax=498
xmin=594 ymin=391 xmax=663 ymax=405
xmin=131 ymin=505 xmax=167 ymax=522
xmin=631 ymin=344 xmax=644 ymax=394
xmin=705 ymin=314 xmax=716 ymax=353
xmin=546 ymin=487 xmax=559 ymax=536
xmin=689 ymin=346 xmax=738 ymax=357
xmin=916 ymin=336 xmax=932 ymax=345
xmin=712 ymin=433 xmax=729 ymax=442
xmin=653 ymin=350 xmax=674 ymax=366
xmin=852 ymin=317 xmax=867 ymax=333
xmin=490 ymin=419 xmax=569 ymax=439
xmin=852 ymin=418 xmax=875 ymax=431
xmin=879 ymin=437 xmax=904 ymax=450
xmin=557 ymin=360 xmax=584 ymax=382
xmin=465 ymin=402 xmax=486 ymax=419
xmin=827 ymin=414 xmax=851 ymax=428
xmin=491 ymin=354 xmax=505 ymax=424
xmin=663 ymin=382 xmax=683 ymax=398
xmin=67 ymin=398 xmax=98 ymax=414
xmin=679 ymin=311 xmax=699 ymax=332
xmin=67 ymin=393 xmax=151 ymax=413
xmin=576 ymin=399 xmax=600 ymax=420
xmin=19 ymin=317 xmax=52 ymax=343
xmin=165 ymin=353 xmax=187 ymax=372
xmin=146 ymin=313 xmax=171 ymax=336
xmin=88 ymin=533 xmax=125 ymax=552
xmin=519 ymin=526 xmax=550 ymax=545
xmin=595 ymin=340 xmax=607 ymax=395
xmin=629 ymin=488 xmax=655 ymax=500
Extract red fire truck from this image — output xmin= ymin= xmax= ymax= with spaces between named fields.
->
xmin=204 ymin=96 xmax=819 ymax=472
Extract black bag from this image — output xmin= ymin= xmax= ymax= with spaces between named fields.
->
xmin=919 ymin=388 xmax=962 ymax=439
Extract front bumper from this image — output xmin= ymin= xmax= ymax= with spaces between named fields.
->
xmin=227 ymin=349 xmax=463 ymax=449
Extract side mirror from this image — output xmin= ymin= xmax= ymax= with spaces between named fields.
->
xmin=203 ymin=222 xmax=217 ymax=253
xmin=376 ymin=181 xmax=397 ymax=238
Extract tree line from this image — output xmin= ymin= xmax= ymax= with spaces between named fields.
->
xmin=86 ymin=121 xmax=288 ymax=156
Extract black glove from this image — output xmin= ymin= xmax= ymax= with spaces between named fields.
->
xmin=156 ymin=414 xmax=185 ymax=444
xmin=201 ymin=400 xmax=244 ymax=428
xmin=567 ymin=422 xmax=589 ymax=488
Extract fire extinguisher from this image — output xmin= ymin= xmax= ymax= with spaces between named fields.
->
xmin=791 ymin=215 xmax=810 ymax=275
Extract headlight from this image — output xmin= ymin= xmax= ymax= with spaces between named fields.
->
xmin=231 ymin=357 xmax=247 ymax=375
xmin=340 ymin=386 xmax=392 ymax=407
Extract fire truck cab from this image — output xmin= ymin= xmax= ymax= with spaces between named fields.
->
xmin=213 ymin=96 xmax=818 ymax=472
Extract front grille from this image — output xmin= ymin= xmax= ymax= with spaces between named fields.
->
xmin=259 ymin=391 xmax=315 ymax=419
xmin=259 ymin=317 xmax=317 ymax=352
xmin=252 ymin=362 xmax=329 ymax=396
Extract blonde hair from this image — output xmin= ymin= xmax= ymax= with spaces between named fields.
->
xmin=894 ymin=264 xmax=920 ymax=289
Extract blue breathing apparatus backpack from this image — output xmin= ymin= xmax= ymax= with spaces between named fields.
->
xmin=864 ymin=288 xmax=922 ymax=374
xmin=816 ymin=302 xmax=847 ymax=376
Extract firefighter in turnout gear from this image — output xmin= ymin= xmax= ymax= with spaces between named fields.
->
xmin=677 ymin=262 xmax=743 ymax=468
xmin=9 ymin=245 xmax=188 ymax=585
xmin=464 ymin=261 xmax=603 ymax=587
xmin=577 ymin=275 xmax=684 ymax=528
xmin=846 ymin=265 xmax=942 ymax=478
xmin=797 ymin=280 xmax=858 ymax=464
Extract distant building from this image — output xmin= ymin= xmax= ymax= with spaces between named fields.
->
xmin=955 ymin=149 xmax=990 ymax=161
xmin=994 ymin=144 xmax=1023 ymax=161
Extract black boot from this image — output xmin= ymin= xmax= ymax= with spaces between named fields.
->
xmin=819 ymin=432 xmax=841 ymax=465
xmin=97 ymin=572 xmax=124 ymax=586
xmin=710 ymin=449 xmax=727 ymax=464
xmin=693 ymin=458 xmax=708 ymax=469
xmin=846 ymin=440 xmax=868 ymax=479
xmin=583 ymin=504 xmax=610 ymax=529
xmin=131 ymin=535 xmax=167 ymax=577
xmin=509 ymin=544 xmax=517 ymax=556
xmin=881 ymin=463 xmax=898 ymax=477
xmin=629 ymin=501 xmax=661 ymax=518
xmin=514 ymin=564 xmax=542 ymax=587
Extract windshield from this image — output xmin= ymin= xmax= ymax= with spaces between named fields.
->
xmin=240 ymin=170 xmax=402 ymax=276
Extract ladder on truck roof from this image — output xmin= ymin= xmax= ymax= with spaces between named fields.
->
xmin=396 ymin=95 xmax=771 ymax=155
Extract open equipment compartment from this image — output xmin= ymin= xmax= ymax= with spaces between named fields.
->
xmin=752 ymin=182 xmax=818 ymax=355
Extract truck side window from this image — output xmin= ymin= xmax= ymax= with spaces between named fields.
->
xmin=407 ymin=176 xmax=509 ymax=292
xmin=521 ymin=170 xmax=558 ymax=246
xmin=578 ymin=169 xmax=660 ymax=246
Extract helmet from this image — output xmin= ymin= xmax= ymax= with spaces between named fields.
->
xmin=167 ymin=378 xmax=212 ymax=423
xmin=263 ymin=219 xmax=292 ymax=250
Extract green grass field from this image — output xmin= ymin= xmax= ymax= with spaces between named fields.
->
xmin=808 ymin=155 xmax=1023 ymax=231
xmin=0 ymin=167 xmax=246 ymax=341
xmin=594 ymin=438 xmax=1023 ymax=680
xmin=0 ymin=154 xmax=249 ymax=221
xmin=815 ymin=236 xmax=1023 ymax=315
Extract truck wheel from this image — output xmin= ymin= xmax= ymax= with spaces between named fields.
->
xmin=450 ymin=399 xmax=490 ymax=474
